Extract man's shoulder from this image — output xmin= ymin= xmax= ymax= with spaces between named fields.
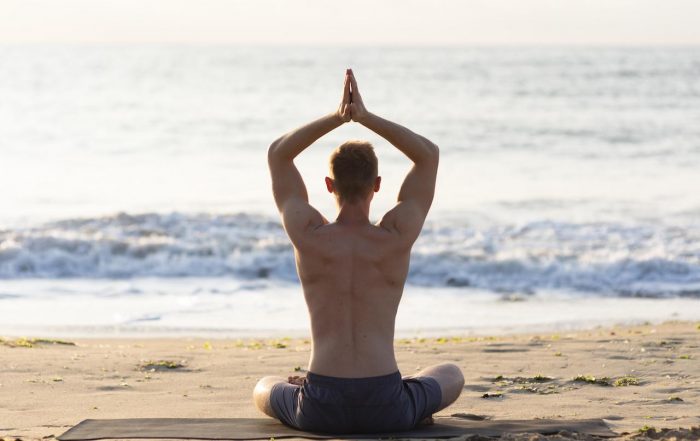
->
xmin=377 ymin=201 xmax=429 ymax=245
xmin=279 ymin=199 xmax=327 ymax=241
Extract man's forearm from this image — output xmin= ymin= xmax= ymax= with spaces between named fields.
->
xmin=359 ymin=112 xmax=438 ymax=163
xmin=269 ymin=113 xmax=344 ymax=162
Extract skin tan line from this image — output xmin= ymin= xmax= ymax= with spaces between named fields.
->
xmin=254 ymin=69 xmax=464 ymax=421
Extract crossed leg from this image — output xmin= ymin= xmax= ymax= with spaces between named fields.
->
xmin=253 ymin=376 xmax=290 ymax=419
xmin=254 ymin=363 xmax=464 ymax=421
xmin=404 ymin=362 xmax=465 ymax=412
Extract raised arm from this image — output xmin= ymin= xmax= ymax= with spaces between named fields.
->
xmin=348 ymin=70 xmax=439 ymax=241
xmin=268 ymin=73 xmax=352 ymax=240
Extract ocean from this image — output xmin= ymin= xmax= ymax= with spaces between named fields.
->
xmin=1 ymin=45 xmax=699 ymax=337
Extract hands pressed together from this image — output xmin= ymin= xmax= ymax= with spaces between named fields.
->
xmin=336 ymin=68 xmax=368 ymax=124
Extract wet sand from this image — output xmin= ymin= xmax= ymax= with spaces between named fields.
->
xmin=1 ymin=322 xmax=699 ymax=440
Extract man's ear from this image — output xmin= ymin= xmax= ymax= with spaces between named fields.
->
xmin=325 ymin=176 xmax=335 ymax=193
xmin=374 ymin=176 xmax=381 ymax=193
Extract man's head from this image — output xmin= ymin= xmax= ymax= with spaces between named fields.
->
xmin=325 ymin=140 xmax=380 ymax=204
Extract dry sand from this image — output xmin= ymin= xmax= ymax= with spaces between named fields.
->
xmin=1 ymin=322 xmax=699 ymax=440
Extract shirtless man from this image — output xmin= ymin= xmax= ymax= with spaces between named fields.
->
xmin=254 ymin=69 xmax=464 ymax=433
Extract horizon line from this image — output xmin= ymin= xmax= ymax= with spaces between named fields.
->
xmin=2 ymin=41 xmax=700 ymax=48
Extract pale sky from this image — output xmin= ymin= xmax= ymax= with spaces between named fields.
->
xmin=1 ymin=0 xmax=699 ymax=45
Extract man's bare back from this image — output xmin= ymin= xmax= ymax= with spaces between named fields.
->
xmin=253 ymin=69 xmax=463 ymax=433
xmin=297 ymin=221 xmax=410 ymax=377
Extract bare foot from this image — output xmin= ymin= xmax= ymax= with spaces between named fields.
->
xmin=287 ymin=375 xmax=305 ymax=386
xmin=419 ymin=415 xmax=434 ymax=426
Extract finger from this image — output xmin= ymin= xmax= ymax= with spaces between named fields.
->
xmin=342 ymin=74 xmax=350 ymax=104
xmin=348 ymin=71 xmax=360 ymax=98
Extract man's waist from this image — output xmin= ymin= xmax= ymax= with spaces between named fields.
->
xmin=308 ymin=354 xmax=399 ymax=379
xmin=306 ymin=370 xmax=401 ymax=387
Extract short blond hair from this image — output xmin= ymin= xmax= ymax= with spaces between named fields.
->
xmin=329 ymin=140 xmax=378 ymax=203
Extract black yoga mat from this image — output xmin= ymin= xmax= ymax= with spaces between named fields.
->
xmin=57 ymin=416 xmax=617 ymax=440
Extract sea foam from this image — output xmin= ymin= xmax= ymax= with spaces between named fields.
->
xmin=1 ymin=212 xmax=698 ymax=298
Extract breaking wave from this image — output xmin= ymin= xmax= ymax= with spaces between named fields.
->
xmin=1 ymin=212 xmax=699 ymax=297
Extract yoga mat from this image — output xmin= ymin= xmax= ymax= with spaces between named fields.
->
xmin=57 ymin=416 xmax=617 ymax=440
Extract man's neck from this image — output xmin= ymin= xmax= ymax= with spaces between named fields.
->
xmin=335 ymin=200 xmax=371 ymax=225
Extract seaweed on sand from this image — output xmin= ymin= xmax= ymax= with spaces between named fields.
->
xmin=532 ymin=374 xmax=554 ymax=382
xmin=572 ymin=375 xmax=612 ymax=386
xmin=0 ymin=337 xmax=75 ymax=348
xmin=492 ymin=374 xmax=554 ymax=384
xmin=613 ymin=376 xmax=640 ymax=387
xmin=138 ymin=360 xmax=185 ymax=371
xmin=489 ymin=374 xmax=561 ymax=395
xmin=574 ymin=374 xmax=639 ymax=387
xmin=638 ymin=425 xmax=656 ymax=434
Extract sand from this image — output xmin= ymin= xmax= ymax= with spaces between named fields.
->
xmin=1 ymin=322 xmax=699 ymax=441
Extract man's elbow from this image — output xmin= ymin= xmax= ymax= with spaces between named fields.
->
xmin=267 ymin=138 xmax=283 ymax=164
xmin=425 ymin=140 xmax=439 ymax=163
xmin=417 ymin=135 xmax=439 ymax=160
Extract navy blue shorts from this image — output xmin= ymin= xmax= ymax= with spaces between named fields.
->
xmin=269 ymin=371 xmax=442 ymax=434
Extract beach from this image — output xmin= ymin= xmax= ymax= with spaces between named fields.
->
xmin=2 ymin=321 xmax=698 ymax=440
xmin=1 ymin=44 xmax=699 ymax=441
